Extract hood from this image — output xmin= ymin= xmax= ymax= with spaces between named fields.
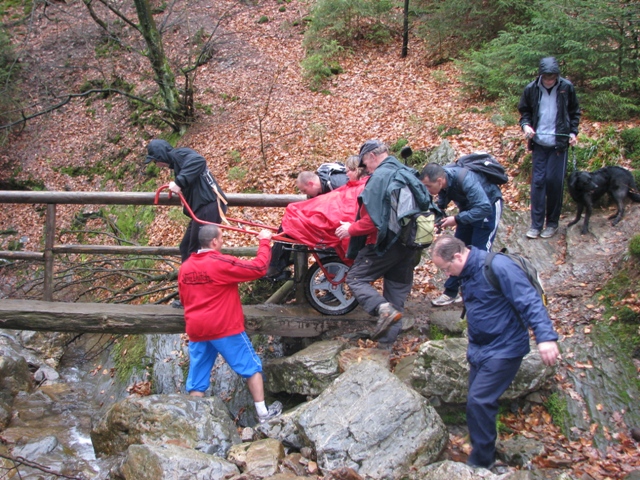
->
xmin=146 ymin=139 xmax=174 ymax=166
xmin=538 ymin=57 xmax=560 ymax=75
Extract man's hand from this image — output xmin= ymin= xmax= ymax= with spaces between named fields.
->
xmin=538 ymin=341 xmax=560 ymax=366
xmin=258 ymin=229 xmax=272 ymax=241
xmin=569 ymin=133 xmax=578 ymax=147
xmin=168 ymin=181 xmax=182 ymax=194
xmin=335 ymin=221 xmax=351 ymax=239
xmin=523 ymin=125 xmax=535 ymax=139
xmin=439 ymin=216 xmax=457 ymax=229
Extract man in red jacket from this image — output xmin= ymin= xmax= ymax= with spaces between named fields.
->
xmin=178 ymin=224 xmax=282 ymax=424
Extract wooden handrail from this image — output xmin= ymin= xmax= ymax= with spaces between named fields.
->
xmin=0 ymin=190 xmax=306 ymax=301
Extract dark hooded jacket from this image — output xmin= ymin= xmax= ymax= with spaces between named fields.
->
xmin=518 ymin=57 xmax=581 ymax=151
xmin=147 ymin=139 xmax=227 ymax=217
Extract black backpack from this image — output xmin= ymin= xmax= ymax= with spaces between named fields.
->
xmin=399 ymin=211 xmax=438 ymax=249
xmin=449 ymin=153 xmax=508 ymax=185
xmin=316 ymin=162 xmax=348 ymax=190
xmin=483 ymin=248 xmax=548 ymax=329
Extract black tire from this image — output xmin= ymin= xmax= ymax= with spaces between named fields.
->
xmin=303 ymin=256 xmax=358 ymax=315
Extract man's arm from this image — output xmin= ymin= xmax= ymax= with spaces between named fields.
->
xmin=174 ymin=153 xmax=207 ymax=190
xmin=336 ymin=205 xmax=376 ymax=239
xmin=454 ymin=171 xmax=492 ymax=225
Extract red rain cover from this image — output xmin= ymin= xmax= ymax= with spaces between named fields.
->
xmin=281 ymin=178 xmax=367 ymax=263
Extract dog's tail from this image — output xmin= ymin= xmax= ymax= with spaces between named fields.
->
xmin=629 ymin=190 xmax=640 ymax=202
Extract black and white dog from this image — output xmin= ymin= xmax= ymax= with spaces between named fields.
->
xmin=567 ymin=166 xmax=640 ymax=234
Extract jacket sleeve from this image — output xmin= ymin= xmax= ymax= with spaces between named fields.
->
xmin=174 ymin=153 xmax=207 ymax=190
xmin=518 ymin=82 xmax=535 ymax=129
xmin=454 ymin=171 xmax=492 ymax=225
xmin=493 ymin=256 xmax=559 ymax=344
xmin=348 ymin=205 xmax=377 ymax=236
xmin=213 ymin=239 xmax=272 ymax=283
xmin=567 ymin=84 xmax=581 ymax=135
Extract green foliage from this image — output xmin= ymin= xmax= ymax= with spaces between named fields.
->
xmin=413 ymin=0 xmax=534 ymax=64
xmin=545 ymin=392 xmax=569 ymax=436
xmin=568 ymin=127 xmax=624 ymax=175
xmin=106 ymin=205 xmax=156 ymax=244
xmin=459 ymin=0 xmax=640 ymax=119
xmin=229 ymin=150 xmax=243 ymax=164
xmin=258 ymin=15 xmax=269 ymax=24
xmin=629 ymin=235 xmax=640 ymax=258
xmin=620 ymin=128 xmax=640 ymax=166
xmin=228 ymin=166 xmax=247 ymax=181
xmin=581 ymin=92 xmax=640 ymax=122
xmin=0 ymin=26 xmax=22 ymax=140
xmin=301 ymin=0 xmax=393 ymax=89
xmin=437 ymin=125 xmax=462 ymax=137
xmin=429 ymin=324 xmax=446 ymax=340
xmin=112 ymin=335 xmax=152 ymax=383
xmin=301 ymin=41 xmax=344 ymax=90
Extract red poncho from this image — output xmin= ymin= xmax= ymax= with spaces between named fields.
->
xmin=281 ymin=178 xmax=368 ymax=263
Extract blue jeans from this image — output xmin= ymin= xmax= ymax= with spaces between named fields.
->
xmin=466 ymin=356 xmax=523 ymax=468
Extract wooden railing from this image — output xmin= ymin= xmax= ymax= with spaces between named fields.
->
xmin=0 ymin=190 xmax=305 ymax=301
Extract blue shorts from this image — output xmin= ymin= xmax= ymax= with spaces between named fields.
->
xmin=186 ymin=332 xmax=263 ymax=394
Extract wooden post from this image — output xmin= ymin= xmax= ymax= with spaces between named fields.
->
xmin=43 ymin=204 xmax=56 ymax=301
xmin=293 ymin=250 xmax=308 ymax=305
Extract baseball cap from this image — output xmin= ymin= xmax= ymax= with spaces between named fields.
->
xmin=144 ymin=155 xmax=155 ymax=164
xmin=358 ymin=139 xmax=383 ymax=167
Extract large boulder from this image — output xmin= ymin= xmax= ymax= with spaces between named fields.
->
xmin=408 ymin=338 xmax=555 ymax=405
xmin=120 ymin=443 xmax=239 ymax=480
xmin=425 ymin=140 xmax=457 ymax=166
xmin=264 ymin=340 xmax=348 ymax=396
xmin=0 ymin=355 xmax=33 ymax=406
xmin=408 ymin=460 xmax=504 ymax=479
xmin=227 ymin=438 xmax=285 ymax=478
xmin=91 ymin=394 xmax=241 ymax=457
xmin=296 ymin=360 xmax=448 ymax=479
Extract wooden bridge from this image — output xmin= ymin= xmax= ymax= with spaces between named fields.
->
xmin=0 ymin=190 xmax=379 ymax=337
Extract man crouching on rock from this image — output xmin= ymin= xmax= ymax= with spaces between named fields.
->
xmin=178 ymin=224 xmax=282 ymax=424
xmin=430 ymin=235 xmax=559 ymax=470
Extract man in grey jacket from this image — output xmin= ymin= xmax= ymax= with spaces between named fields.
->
xmin=518 ymin=57 xmax=581 ymax=239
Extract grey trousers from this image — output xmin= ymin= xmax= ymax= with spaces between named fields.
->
xmin=346 ymin=241 xmax=415 ymax=344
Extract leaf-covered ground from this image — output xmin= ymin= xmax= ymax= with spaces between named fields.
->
xmin=0 ymin=0 xmax=639 ymax=477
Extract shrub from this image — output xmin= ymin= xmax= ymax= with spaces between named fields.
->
xmin=620 ymin=128 xmax=640 ymax=164
xmin=581 ymin=92 xmax=640 ymax=122
xmin=301 ymin=41 xmax=344 ymax=90
xmin=629 ymin=234 xmax=640 ymax=258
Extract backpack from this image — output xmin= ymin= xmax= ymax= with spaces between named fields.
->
xmin=449 ymin=152 xmax=509 ymax=185
xmin=483 ymin=248 xmax=548 ymax=329
xmin=316 ymin=162 xmax=348 ymax=190
xmin=399 ymin=211 xmax=437 ymax=249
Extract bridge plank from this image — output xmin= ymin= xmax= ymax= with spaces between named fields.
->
xmin=0 ymin=300 xmax=375 ymax=337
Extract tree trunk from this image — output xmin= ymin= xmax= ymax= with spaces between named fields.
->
xmin=133 ymin=0 xmax=186 ymax=131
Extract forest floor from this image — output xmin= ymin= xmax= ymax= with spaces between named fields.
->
xmin=0 ymin=0 xmax=639 ymax=477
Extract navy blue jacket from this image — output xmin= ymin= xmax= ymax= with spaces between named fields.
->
xmin=438 ymin=167 xmax=502 ymax=228
xmin=459 ymin=247 xmax=558 ymax=365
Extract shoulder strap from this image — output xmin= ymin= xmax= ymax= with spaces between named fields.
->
xmin=482 ymin=250 xmax=527 ymax=331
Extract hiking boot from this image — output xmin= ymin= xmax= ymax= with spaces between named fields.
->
xmin=526 ymin=228 xmax=541 ymax=239
xmin=540 ymin=226 xmax=558 ymax=238
xmin=372 ymin=303 xmax=402 ymax=340
xmin=258 ymin=401 xmax=283 ymax=424
xmin=431 ymin=293 xmax=462 ymax=307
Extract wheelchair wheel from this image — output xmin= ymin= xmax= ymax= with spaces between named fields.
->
xmin=303 ymin=256 xmax=358 ymax=316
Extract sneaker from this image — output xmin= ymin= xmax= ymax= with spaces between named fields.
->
xmin=171 ymin=299 xmax=183 ymax=309
xmin=540 ymin=226 xmax=558 ymax=238
xmin=431 ymin=293 xmax=461 ymax=307
xmin=372 ymin=303 xmax=402 ymax=340
xmin=258 ymin=401 xmax=283 ymax=424
xmin=526 ymin=228 xmax=541 ymax=239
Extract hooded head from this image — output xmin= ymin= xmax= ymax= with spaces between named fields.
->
xmin=538 ymin=57 xmax=560 ymax=76
xmin=145 ymin=139 xmax=174 ymax=166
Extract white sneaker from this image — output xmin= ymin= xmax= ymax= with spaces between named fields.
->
xmin=431 ymin=293 xmax=461 ymax=307
xmin=258 ymin=401 xmax=283 ymax=424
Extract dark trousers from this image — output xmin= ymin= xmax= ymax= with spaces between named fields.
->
xmin=443 ymin=199 xmax=502 ymax=298
xmin=179 ymin=202 xmax=222 ymax=262
xmin=346 ymin=241 xmax=414 ymax=344
xmin=466 ymin=356 xmax=523 ymax=468
xmin=530 ymin=144 xmax=568 ymax=230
